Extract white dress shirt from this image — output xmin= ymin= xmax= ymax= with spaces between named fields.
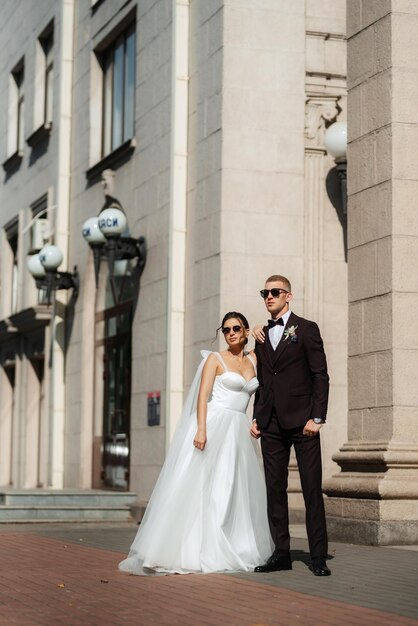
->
xmin=268 ymin=309 xmax=292 ymax=350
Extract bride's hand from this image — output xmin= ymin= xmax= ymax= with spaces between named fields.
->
xmin=250 ymin=420 xmax=261 ymax=439
xmin=193 ymin=429 xmax=207 ymax=451
xmin=252 ymin=325 xmax=265 ymax=343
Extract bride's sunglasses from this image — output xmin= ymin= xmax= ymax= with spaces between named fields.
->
xmin=222 ymin=325 xmax=242 ymax=335
xmin=260 ymin=288 xmax=289 ymax=299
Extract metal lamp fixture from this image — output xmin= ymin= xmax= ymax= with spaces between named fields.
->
xmin=82 ymin=205 xmax=146 ymax=288
xmin=324 ymin=121 xmax=348 ymax=216
xmin=27 ymin=244 xmax=79 ymax=304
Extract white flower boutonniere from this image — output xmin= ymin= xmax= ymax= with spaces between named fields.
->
xmin=284 ymin=325 xmax=298 ymax=343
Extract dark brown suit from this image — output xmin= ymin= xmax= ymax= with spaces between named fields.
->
xmin=254 ymin=312 xmax=329 ymax=558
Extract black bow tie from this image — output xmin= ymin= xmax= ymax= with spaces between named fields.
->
xmin=268 ymin=318 xmax=284 ymax=328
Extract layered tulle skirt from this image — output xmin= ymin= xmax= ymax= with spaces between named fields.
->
xmin=119 ymin=402 xmax=273 ymax=575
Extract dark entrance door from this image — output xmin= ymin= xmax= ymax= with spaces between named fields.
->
xmin=101 ymin=303 xmax=132 ymax=490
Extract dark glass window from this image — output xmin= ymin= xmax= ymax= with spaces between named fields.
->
xmin=101 ymin=24 xmax=136 ymax=157
xmin=12 ymin=63 xmax=24 ymax=153
xmin=40 ymin=27 xmax=54 ymax=124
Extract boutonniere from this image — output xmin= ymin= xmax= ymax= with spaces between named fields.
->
xmin=284 ymin=325 xmax=298 ymax=343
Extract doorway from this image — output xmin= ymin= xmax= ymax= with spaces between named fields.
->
xmin=101 ymin=302 xmax=132 ymax=490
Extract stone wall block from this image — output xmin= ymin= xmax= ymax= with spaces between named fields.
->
xmin=342 ymin=497 xmax=380 ymax=520
xmin=347 ymin=409 xmax=363 ymax=440
xmin=392 ymin=13 xmax=418 ymax=69
xmin=306 ymin=0 xmax=346 ymax=34
xmin=392 ymin=407 xmax=418 ymax=444
xmin=324 ymin=38 xmax=347 ymax=78
xmin=376 ymin=235 xmax=392 ymax=295
xmin=392 ymin=180 xmax=418 ymax=237
xmin=361 ymin=70 xmax=392 ymax=135
xmin=392 ymin=235 xmax=418 ymax=292
xmin=361 ymin=182 xmax=392 ymax=244
xmin=348 ymin=182 xmax=392 ymax=249
xmin=222 ymin=170 xmax=303 ymax=215
xmin=348 ymin=243 xmax=376 ymax=302
xmin=363 ymin=294 xmax=392 ymax=352
xmin=224 ymin=47 xmax=302 ymax=92
xmin=374 ymin=125 xmax=392 ymax=186
xmin=392 ymin=0 xmax=418 ymax=12
xmin=392 ymin=293 xmax=418 ymax=350
xmin=223 ymin=128 xmax=280 ymax=172
xmin=324 ymin=497 xmax=344 ymax=517
xmin=245 ymin=213 xmax=303 ymax=257
xmin=379 ymin=499 xmax=418 ymax=521
xmin=195 ymin=212 xmax=222 ymax=258
xmin=360 ymin=0 xmax=391 ymax=32
xmin=348 ymin=127 xmax=392 ymax=196
xmin=348 ymin=301 xmax=363 ymax=356
xmin=392 ymin=68 xmax=418 ymax=124
xmin=347 ymin=26 xmax=375 ymax=89
xmin=306 ymin=35 xmax=324 ymax=74
xmin=348 ymin=84 xmax=362 ymax=142
xmin=393 ymin=123 xmax=418 ymax=180
xmin=374 ymin=13 xmax=392 ymax=73
xmin=393 ymin=349 xmax=418 ymax=406
xmin=363 ymin=407 xmax=394 ymax=441
xmin=375 ymin=352 xmax=394 ymax=407
xmin=347 ymin=14 xmax=391 ymax=89
xmin=348 ymin=354 xmax=376 ymax=409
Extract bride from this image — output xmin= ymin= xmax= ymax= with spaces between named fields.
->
xmin=119 ymin=312 xmax=273 ymax=575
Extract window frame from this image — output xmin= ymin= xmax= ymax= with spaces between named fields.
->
xmin=100 ymin=22 xmax=136 ymax=159
xmin=40 ymin=25 xmax=54 ymax=125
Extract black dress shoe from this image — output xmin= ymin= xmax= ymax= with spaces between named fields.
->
xmin=254 ymin=552 xmax=292 ymax=573
xmin=309 ymin=557 xmax=331 ymax=576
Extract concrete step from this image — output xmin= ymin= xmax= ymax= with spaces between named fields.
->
xmin=0 ymin=489 xmax=137 ymax=522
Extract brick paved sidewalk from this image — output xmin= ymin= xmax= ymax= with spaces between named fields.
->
xmin=0 ymin=524 xmax=417 ymax=625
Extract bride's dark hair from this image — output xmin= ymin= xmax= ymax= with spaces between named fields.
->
xmin=215 ymin=311 xmax=250 ymax=344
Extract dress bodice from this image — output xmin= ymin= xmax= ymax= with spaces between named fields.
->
xmin=210 ymin=371 xmax=259 ymax=413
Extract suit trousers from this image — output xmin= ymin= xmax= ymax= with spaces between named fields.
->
xmin=260 ymin=412 xmax=328 ymax=558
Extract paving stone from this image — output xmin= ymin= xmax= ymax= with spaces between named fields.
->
xmin=0 ymin=522 xmax=416 ymax=625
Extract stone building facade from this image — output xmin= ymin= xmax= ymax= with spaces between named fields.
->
xmin=2 ymin=0 xmax=387 ymax=538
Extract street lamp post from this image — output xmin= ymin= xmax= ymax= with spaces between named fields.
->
xmin=82 ymin=206 xmax=146 ymax=288
xmin=27 ymin=244 xmax=79 ymax=304
xmin=324 ymin=121 xmax=348 ymax=216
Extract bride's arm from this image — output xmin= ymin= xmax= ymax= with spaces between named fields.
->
xmin=194 ymin=355 xmax=219 ymax=451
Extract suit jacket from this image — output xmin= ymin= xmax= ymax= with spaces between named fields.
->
xmin=253 ymin=312 xmax=329 ymax=430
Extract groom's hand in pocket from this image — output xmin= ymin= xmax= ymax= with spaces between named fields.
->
xmin=303 ymin=419 xmax=321 ymax=437
xmin=250 ymin=420 xmax=261 ymax=439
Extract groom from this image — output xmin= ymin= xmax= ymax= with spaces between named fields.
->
xmin=251 ymin=274 xmax=330 ymax=576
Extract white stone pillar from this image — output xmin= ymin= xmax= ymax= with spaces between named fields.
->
xmin=165 ymin=0 xmax=189 ymax=447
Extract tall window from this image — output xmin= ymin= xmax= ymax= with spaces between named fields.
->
xmin=102 ymin=24 xmax=136 ymax=157
xmin=40 ymin=26 xmax=54 ymax=124
xmin=12 ymin=61 xmax=25 ymax=154
xmin=6 ymin=225 xmax=19 ymax=314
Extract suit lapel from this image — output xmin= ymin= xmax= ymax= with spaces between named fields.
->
xmin=272 ymin=312 xmax=298 ymax=366
xmin=266 ymin=326 xmax=276 ymax=365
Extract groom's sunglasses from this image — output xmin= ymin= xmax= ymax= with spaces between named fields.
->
xmin=222 ymin=325 xmax=242 ymax=335
xmin=260 ymin=288 xmax=289 ymax=299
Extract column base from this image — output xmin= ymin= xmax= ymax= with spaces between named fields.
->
xmin=323 ymin=443 xmax=418 ymax=544
xmin=326 ymin=500 xmax=418 ymax=545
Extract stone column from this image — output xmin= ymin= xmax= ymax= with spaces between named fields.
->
xmin=324 ymin=1 xmax=418 ymax=545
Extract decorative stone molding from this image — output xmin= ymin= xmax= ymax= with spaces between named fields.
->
xmin=305 ymin=96 xmax=340 ymax=150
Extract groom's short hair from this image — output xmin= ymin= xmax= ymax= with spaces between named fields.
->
xmin=266 ymin=274 xmax=292 ymax=292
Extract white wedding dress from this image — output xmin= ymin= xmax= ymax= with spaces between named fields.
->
xmin=119 ymin=351 xmax=273 ymax=575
